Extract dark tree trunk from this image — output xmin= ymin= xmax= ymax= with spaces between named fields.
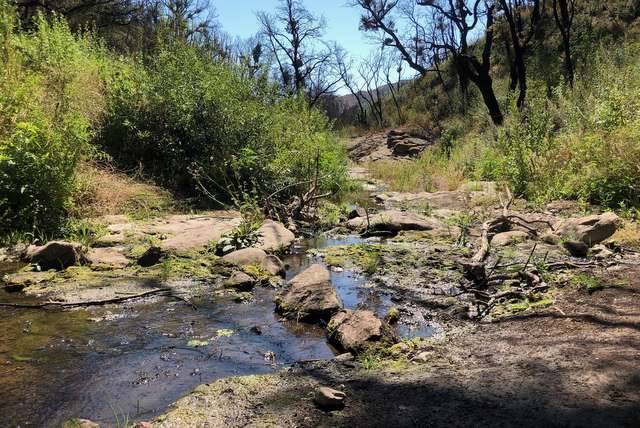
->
xmin=561 ymin=33 xmax=574 ymax=86
xmin=471 ymin=71 xmax=504 ymax=125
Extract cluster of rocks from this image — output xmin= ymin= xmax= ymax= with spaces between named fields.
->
xmin=274 ymin=263 xmax=396 ymax=354
xmin=346 ymin=128 xmax=433 ymax=162
xmin=486 ymin=211 xmax=621 ymax=258
xmin=386 ymin=129 xmax=433 ymax=157
xmin=3 ymin=216 xmax=297 ymax=294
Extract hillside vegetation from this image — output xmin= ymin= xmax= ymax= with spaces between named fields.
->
xmin=357 ymin=1 xmax=640 ymax=211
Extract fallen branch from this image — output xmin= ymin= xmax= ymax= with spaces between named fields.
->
xmin=0 ymin=288 xmax=188 ymax=309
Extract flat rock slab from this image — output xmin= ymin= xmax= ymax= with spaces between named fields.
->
xmin=375 ymin=191 xmax=469 ymax=210
xmin=347 ymin=210 xmax=452 ymax=236
xmin=491 ymin=231 xmax=529 ymax=247
xmin=96 ymin=212 xmax=242 ymax=253
xmin=2 ymin=271 xmax=55 ymax=291
xmin=157 ymin=217 xmax=242 ymax=253
xmin=86 ymin=248 xmax=130 ymax=268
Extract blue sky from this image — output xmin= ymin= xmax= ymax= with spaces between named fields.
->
xmin=215 ymin=0 xmax=376 ymax=61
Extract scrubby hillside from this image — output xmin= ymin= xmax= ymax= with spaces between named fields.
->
xmin=355 ymin=1 xmax=640 ymax=211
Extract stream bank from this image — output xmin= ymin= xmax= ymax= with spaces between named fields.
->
xmin=2 ymin=165 xmax=640 ymax=427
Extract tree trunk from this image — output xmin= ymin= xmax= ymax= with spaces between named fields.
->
xmin=514 ymin=47 xmax=527 ymax=108
xmin=471 ymin=71 xmax=504 ymax=125
xmin=561 ymin=33 xmax=574 ymax=87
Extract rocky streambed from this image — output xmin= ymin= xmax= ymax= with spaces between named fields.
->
xmin=2 ymin=170 xmax=640 ymax=427
xmin=0 ymin=213 xmax=439 ymax=427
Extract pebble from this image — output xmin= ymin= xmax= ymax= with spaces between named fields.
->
xmin=314 ymin=386 xmax=346 ymax=411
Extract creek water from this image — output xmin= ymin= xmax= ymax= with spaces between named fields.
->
xmin=0 ymin=234 xmax=430 ymax=427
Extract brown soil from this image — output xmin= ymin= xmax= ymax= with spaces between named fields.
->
xmin=154 ymin=265 xmax=640 ymax=428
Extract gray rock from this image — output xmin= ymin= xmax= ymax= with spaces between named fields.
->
xmin=591 ymin=244 xmax=614 ymax=259
xmin=555 ymin=212 xmax=619 ymax=246
xmin=314 ymin=386 xmax=346 ymax=411
xmin=327 ymin=309 xmax=389 ymax=353
xmin=224 ymin=271 xmax=256 ymax=291
xmin=22 ymin=241 xmax=85 ymax=270
xmin=222 ymin=248 xmax=285 ymax=277
xmin=255 ymin=220 xmax=295 ymax=252
xmin=274 ymin=264 xmax=342 ymax=322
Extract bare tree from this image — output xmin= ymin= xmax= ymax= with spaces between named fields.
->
xmin=352 ymin=0 xmax=430 ymax=76
xmin=353 ymin=0 xmax=503 ymax=125
xmin=358 ymin=51 xmax=386 ymax=127
xmin=162 ymin=0 xmax=215 ymax=43
xmin=418 ymin=0 xmax=503 ymax=124
xmin=257 ymin=0 xmax=340 ymax=103
xmin=334 ymin=47 xmax=368 ymax=125
xmin=552 ymin=0 xmax=576 ymax=87
xmin=382 ymin=49 xmax=405 ymax=123
xmin=497 ymin=0 xmax=541 ymax=107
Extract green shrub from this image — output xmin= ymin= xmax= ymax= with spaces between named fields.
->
xmin=101 ymin=43 xmax=347 ymax=207
xmin=0 ymin=7 xmax=110 ymax=236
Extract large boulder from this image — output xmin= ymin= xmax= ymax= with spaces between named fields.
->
xmin=222 ymin=248 xmax=285 ymax=276
xmin=346 ymin=210 xmax=448 ymax=234
xmin=327 ymin=309 xmax=391 ymax=353
xmin=255 ymin=220 xmax=295 ymax=253
xmin=554 ymin=212 xmax=619 ymax=246
xmin=274 ymin=264 xmax=342 ymax=322
xmin=22 ymin=241 xmax=85 ymax=270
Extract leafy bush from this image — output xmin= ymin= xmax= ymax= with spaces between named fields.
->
xmin=102 ymin=43 xmax=347 ymax=207
xmin=0 ymin=6 xmax=110 ymax=236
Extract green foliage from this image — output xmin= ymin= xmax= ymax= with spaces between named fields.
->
xmin=102 ymin=42 xmax=347 ymax=207
xmin=216 ymin=198 xmax=265 ymax=254
xmin=0 ymin=7 xmax=113 ymax=236
xmin=63 ymin=218 xmax=107 ymax=247
xmin=571 ymin=273 xmax=605 ymax=293
xmin=445 ymin=212 xmax=476 ymax=247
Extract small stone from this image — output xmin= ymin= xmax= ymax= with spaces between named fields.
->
xmin=224 ymin=271 xmax=256 ymax=291
xmin=250 ymin=325 xmax=263 ymax=335
xmin=138 ymin=246 xmax=163 ymax=267
xmin=591 ymin=244 xmax=613 ymax=259
xmin=314 ymin=386 xmax=346 ymax=411
xmin=563 ymin=240 xmax=589 ymax=257
xmin=412 ymin=351 xmax=431 ymax=363
xmin=134 ymin=423 xmax=153 ymax=428
xmin=68 ymin=419 xmax=101 ymax=428
xmin=331 ymin=266 xmax=344 ymax=272
xmin=333 ymin=352 xmax=354 ymax=362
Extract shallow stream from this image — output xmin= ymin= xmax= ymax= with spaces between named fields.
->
xmin=0 ymin=234 xmax=430 ymax=427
